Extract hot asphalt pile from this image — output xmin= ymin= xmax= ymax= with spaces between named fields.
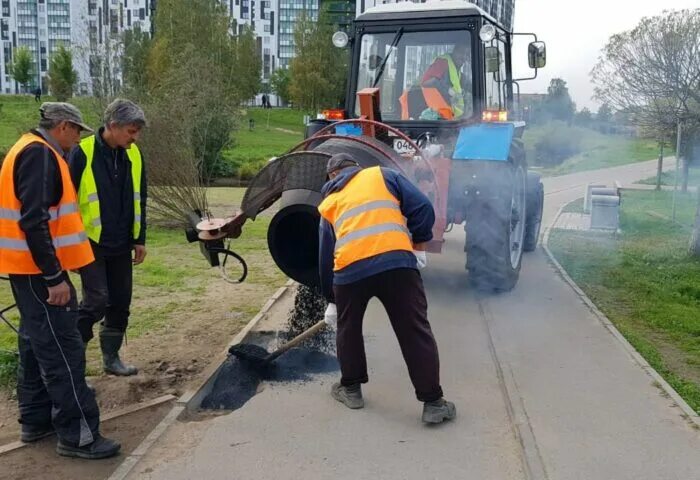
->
xmin=201 ymin=286 xmax=338 ymax=410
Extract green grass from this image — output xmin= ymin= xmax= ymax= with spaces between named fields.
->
xmin=0 ymin=187 xmax=287 ymax=388
xmin=222 ymin=108 xmax=306 ymax=178
xmin=0 ymin=96 xmax=305 ymax=180
xmin=549 ymin=190 xmax=700 ymax=413
xmin=637 ymin=169 xmax=700 ymax=188
xmin=523 ymin=123 xmax=660 ymax=176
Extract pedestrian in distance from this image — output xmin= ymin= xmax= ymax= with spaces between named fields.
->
xmin=0 ymin=102 xmax=121 ymax=459
xmin=69 ymin=98 xmax=147 ymax=377
xmin=318 ymin=153 xmax=456 ymax=424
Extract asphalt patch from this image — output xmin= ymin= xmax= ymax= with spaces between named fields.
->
xmin=200 ymin=347 xmax=338 ymax=411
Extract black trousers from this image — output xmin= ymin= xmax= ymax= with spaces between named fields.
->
xmin=10 ymin=274 xmax=100 ymax=447
xmin=77 ymin=249 xmax=133 ymax=343
xmin=333 ymin=268 xmax=444 ymax=403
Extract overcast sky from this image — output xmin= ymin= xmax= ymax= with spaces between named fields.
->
xmin=511 ymin=0 xmax=699 ymax=112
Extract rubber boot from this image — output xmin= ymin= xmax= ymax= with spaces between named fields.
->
xmin=422 ymin=398 xmax=457 ymax=424
xmin=331 ymin=382 xmax=364 ymax=409
xmin=100 ymin=327 xmax=138 ymax=376
xmin=56 ymin=434 xmax=121 ymax=460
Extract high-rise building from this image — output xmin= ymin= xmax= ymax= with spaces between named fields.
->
xmin=0 ymin=0 xmax=152 ymax=95
xmin=225 ymin=0 xmax=279 ymax=91
xmin=278 ymin=0 xmax=318 ymax=69
xmin=356 ymin=0 xmax=515 ymax=31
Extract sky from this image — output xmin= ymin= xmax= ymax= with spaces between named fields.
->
xmin=512 ymin=0 xmax=699 ymax=112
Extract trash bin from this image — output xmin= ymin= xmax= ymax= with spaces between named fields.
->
xmin=590 ymin=194 xmax=620 ymax=231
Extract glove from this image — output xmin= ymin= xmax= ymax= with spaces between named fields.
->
xmin=414 ymin=250 xmax=427 ymax=269
xmin=324 ymin=303 xmax=337 ymax=327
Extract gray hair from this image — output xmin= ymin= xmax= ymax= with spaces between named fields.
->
xmin=104 ymin=98 xmax=147 ymax=129
xmin=38 ymin=117 xmax=63 ymax=130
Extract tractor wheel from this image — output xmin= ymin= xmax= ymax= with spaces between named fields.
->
xmin=523 ymin=172 xmax=544 ymax=252
xmin=465 ymin=156 xmax=528 ymax=292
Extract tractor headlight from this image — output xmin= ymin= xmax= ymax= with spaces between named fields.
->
xmin=332 ymin=31 xmax=349 ymax=48
xmin=479 ymin=24 xmax=496 ymax=43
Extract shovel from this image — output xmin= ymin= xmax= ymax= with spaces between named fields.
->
xmin=229 ymin=319 xmax=328 ymax=367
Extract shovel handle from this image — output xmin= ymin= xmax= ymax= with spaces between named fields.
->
xmin=267 ymin=320 xmax=327 ymax=362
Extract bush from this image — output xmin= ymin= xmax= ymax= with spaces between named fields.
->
xmin=534 ymin=123 xmax=582 ymax=166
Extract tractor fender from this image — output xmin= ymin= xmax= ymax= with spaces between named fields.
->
xmin=452 ymin=122 xmax=526 ymax=162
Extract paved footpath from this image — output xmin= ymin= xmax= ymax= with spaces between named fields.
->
xmin=128 ymin=158 xmax=700 ymax=480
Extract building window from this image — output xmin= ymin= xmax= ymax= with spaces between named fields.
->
xmin=264 ymin=24 xmax=269 ymax=32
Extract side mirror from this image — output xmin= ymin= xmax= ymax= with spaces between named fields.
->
xmin=528 ymin=41 xmax=546 ymax=69
xmin=485 ymin=46 xmax=499 ymax=73
xmin=368 ymin=54 xmax=383 ymax=70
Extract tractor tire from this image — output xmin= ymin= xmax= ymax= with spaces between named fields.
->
xmin=465 ymin=153 xmax=528 ymax=292
xmin=524 ymin=172 xmax=544 ymax=252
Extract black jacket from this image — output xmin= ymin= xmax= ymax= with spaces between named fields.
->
xmin=68 ymin=127 xmax=147 ymax=256
xmin=13 ymin=129 xmax=68 ymax=286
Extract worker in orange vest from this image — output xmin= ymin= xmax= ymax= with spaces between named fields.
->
xmin=0 ymin=103 xmax=120 ymax=459
xmin=318 ymin=153 xmax=456 ymax=424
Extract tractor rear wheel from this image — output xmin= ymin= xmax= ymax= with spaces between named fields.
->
xmin=465 ymin=157 xmax=527 ymax=292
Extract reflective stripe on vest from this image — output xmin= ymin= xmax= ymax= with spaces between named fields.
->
xmin=318 ymin=167 xmax=414 ymax=271
xmin=78 ymin=135 xmax=143 ymax=243
xmin=0 ymin=133 xmax=95 ymax=274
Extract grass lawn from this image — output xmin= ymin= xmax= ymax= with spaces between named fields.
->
xmin=523 ymin=123 xmax=660 ymax=176
xmin=548 ymin=190 xmax=700 ymax=413
xmin=0 ymin=95 xmax=305 ymax=180
xmin=0 ymin=187 xmax=287 ymax=387
xmin=637 ymin=168 xmax=700 ymax=188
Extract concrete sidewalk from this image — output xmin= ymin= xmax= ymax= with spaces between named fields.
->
xmin=127 ymin=157 xmax=700 ymax=480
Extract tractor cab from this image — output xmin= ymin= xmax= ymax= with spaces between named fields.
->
xmin=330 ymin=0 xmax=546 ymax=146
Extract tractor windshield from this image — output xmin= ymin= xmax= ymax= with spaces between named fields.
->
xmin=355 ymin=29 xmax=474 ymax=121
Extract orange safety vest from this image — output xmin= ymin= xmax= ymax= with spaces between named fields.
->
xmin=318 ymin=167 xmax=414 ymax=271
xmin=0 ymin=133 xmax=94 ymax=274
xmin=399 ymin=87 xmax=455 ymax=121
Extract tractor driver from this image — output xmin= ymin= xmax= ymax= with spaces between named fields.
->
xmin=400 ymin=43 xmax=471 ymax=121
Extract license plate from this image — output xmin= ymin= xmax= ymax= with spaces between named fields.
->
xmin=393 ymin=138 xmax=413 ymax=154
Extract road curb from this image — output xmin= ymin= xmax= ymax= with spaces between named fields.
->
xmin=543 ymin=201 xmax=700 ymax=429
xmin=107 ymin=279 xmax=296 ymax=480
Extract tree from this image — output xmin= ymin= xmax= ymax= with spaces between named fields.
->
xmin=270 ymin=68 xmax=291 ymax=106
xmin=9 ymin=46 xmax=34 ymax=93
xmin=137 ymin=0 xmax=261 ymax=225
xmin=122 ymin=25 xmax=152 ymax=98
xmin=596 ymin=103 xmax=613 ymax=124
xmin=289 ymin=7 xmax=348 ymax=111
xmin=543 ymin=78 xmax=575 ymax=123
xmin=48 ymin=44 xmax=78 ymax=101
xmin=574 ymin=107 xmax=593 ymax=127
xmin=591 ymin=9 xmax=700 ymax=255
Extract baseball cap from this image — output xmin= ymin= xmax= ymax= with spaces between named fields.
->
xmin=326 ymin=153 xmax=360 ymax=175
xmin=39 ymin=102 xmax=94 ymax=133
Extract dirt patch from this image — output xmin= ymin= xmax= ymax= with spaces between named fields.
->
xmin=0 ymin=401 xmax=172 ymax=480
xmin=0 ymin=272 xmax=283 ymax=449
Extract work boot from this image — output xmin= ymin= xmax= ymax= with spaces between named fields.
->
xmin=56 ymin=434 xmax=121 ymax=460
xmin=331 ymin=382 xmax=364 ymax=409
xmin=422 ymin=398 xmax=457 ymax=424
xmin=100 ymin=327 xmax=138 ymax=376
xmin=20 ymin=423 xmax=55 ymax=443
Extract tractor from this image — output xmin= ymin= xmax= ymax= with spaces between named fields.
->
xmin=190 ymin=0 xmax=547 ymax=292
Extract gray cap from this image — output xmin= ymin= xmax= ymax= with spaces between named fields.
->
xmin=326 ymin=153 xmax=360 ymax=175
xmin=39 ymin=102 xmax=93 ymax=132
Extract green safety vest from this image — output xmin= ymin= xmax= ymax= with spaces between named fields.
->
xmin=77 ymin=135 xmax=143 ymax=243
xmin=437 ymin=54 xmax=465 ymax=118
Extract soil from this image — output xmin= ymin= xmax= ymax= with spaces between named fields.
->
xmin=0 ymin=274 xmax=283 ymax=449
xmin=0 ymin=401 xmax=173 ymax=480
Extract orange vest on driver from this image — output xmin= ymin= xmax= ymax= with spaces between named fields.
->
xmin=318 ymin=167 xmax=413 ymax=271
xmin=0 ymin=133 xmax=94 ymax=274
